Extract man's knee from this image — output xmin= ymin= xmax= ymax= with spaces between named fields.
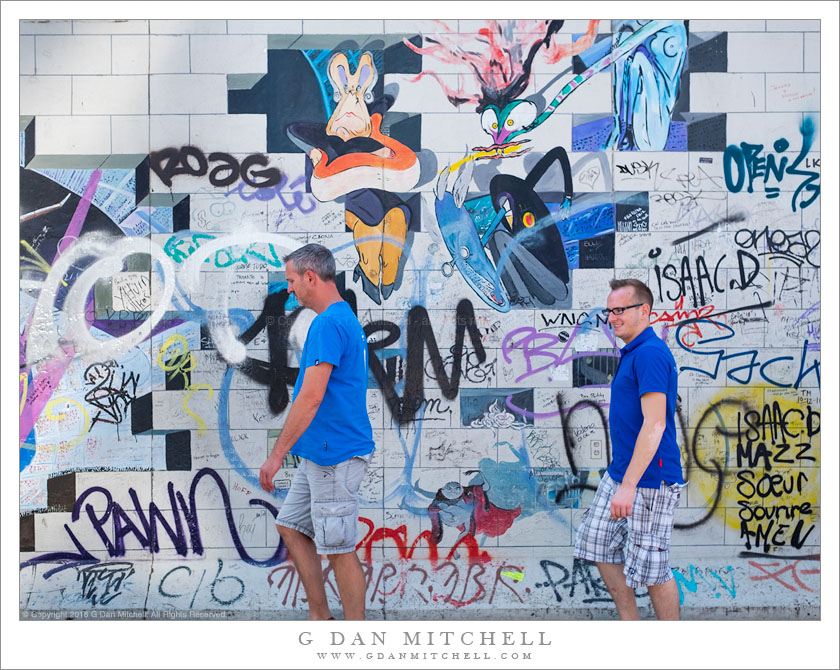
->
xmin=276 ymin=524 xmax=310 ymax=543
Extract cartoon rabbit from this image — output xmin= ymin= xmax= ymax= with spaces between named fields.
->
xmin=325 ymin=51 xmax=376 ymax=140
xmin=288 ymin=52 xmax=419 ymax=304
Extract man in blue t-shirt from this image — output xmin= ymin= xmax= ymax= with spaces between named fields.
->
xmin=574 ymin=278 xmax=685 ymax=620
xmin=259 ymin=244 xmax=374 ymax=620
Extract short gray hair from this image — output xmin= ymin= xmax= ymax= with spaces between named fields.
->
xmin=284 ymin=243 xmax=336 ymax=282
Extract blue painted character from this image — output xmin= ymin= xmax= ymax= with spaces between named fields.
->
xmin=603 ymin=20 xmax=687 ymax=151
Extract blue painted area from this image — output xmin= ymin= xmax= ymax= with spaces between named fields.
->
xmin=672 ymin=564 xmax=736 ymax=605
xmin=672 ymin=565 xmax=700 ymax=605
xmin=602 ymin=20 xmax=687 ymax=151
xmin=387 ymin=420 xmax=431 ymax=514
xmin=302 ymin=49 xmax=338 ymax=118
xmin=267 ymin=280 xmax=289 ymax=297
xmin=573 ymin=117 xmax=687 ymax=152
xmin=554 ymin=202 xmax=615 ymax=241
xmin=464 ymin=196 xmax=499 ymax=240
xmin=218 ymin=366 xmax=266 ymax=494
xmin=34 ymin=168 xmax=95 ymax=198
xmin=663 ymin=121 xmax=687 ymax=151
xmin=564 ymin=241 xmax=580 ymax=269
xmin=574 ymin=34 xmax=613 ymax=68
xmin=35 ymin=168 xmax=137 ymax=224
xmin=94 ymin=170 xmax=137 ymax=223
xmin=436 ymin=191 xmax=509 ymax=311
xmin=572 ymin=116 xmax=614 ymax=152
xmin=477 ymin=441 xmax=581 ymax=519
xmin=150 ymin=207 xmax=173 ymax=233
xmin=476 ymin=443 xmax=534 ymax=512
xmin=20 ymin=426 xmax=36 ymax=472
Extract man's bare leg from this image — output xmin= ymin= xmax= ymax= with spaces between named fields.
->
xmin=277 ymin=525 xmax=332 ymax=620
xmin=328 ymin=551 xmax=367 ymax=620
xmin=647 ymin=576 xmax=680 ymax=620
xmin=596 ymin=562 xmax=640 ymax=620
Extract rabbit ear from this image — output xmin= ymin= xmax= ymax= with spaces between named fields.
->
xmin=327 ymin=52 xmax=352 ymax=102
xmin=356 ymin=52 xmax=378 ymax=103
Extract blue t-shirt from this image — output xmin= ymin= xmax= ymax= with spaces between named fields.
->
xmin=291 ymin=301 xmax=375 ymax=466
xmin=607 ymin=326 xmax=684 ymax=488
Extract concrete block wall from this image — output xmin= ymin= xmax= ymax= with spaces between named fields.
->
xmin=18 ymin=18 xmax=821 ymax=619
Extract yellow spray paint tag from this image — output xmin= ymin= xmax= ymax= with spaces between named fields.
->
xmin=501 ymin=570 xmax=524 ymax=582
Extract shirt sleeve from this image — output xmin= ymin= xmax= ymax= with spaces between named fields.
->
xmin=636 ymin=347 xmax=673 ymax=397
xmin=303 ymin=316 xmax=344 ymax=369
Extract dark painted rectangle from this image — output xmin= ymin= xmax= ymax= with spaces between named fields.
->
xmin=20 ymin=514 xmax=35 ymax=552
xmin=47 ymin=473 xmax=76 ymax=512
xmin=579 ymin=234 xmax=615 ymax=269
xmin=131 ymin=392 xmax=153 ymax=435
xmin=165 ymin=431 xmax=192 ymax=471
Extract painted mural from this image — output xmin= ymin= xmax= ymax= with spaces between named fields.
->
xmin=19 ymin=18 xmax=821 ymax=618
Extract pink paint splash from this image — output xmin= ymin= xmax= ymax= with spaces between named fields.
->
xmin=404 ymin=20 xmax=599 ymax=110
xmin=19 ymin=171 xmax=102 ymax=445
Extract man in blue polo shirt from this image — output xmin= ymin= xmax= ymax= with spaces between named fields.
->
xmin=574 ymin=278 xmax=685 ymax=620
xmin=259 ymin=243 xmax=374 ymax=620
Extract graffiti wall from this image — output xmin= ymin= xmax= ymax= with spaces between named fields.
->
xmin=18 ymin=18 xmax=821 ymax=619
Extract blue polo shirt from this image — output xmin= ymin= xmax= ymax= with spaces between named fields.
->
xmin=291 ymin=301 xmax=375 ymax=466
xmin=608 ymin=326 xmax=683 ymax=487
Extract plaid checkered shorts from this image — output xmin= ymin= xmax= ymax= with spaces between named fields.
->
xmin=573 ymin=472 xmax=684 ymax=588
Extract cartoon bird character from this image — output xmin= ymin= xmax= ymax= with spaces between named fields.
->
xmin=485 ymin=146 xmax=573 ymax=306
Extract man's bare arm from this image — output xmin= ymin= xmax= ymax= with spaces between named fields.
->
xmin=258 ymin=362 xmax=333 ymax=492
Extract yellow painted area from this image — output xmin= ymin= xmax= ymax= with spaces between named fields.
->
xmin=444 ymin=144 xmax=525 ymax=175
xmin=691 ymin=388 xmax=820 ymax=534
xmin=156 ymin=334 xmax=195 ymax=387
xmin=37 ymin=398 xmax=91 ymax=452
xmin=157 ymin=335 xmax=213 ymax=435
xmin=184 ymin=384 xmax=214 ymax=436
xmin=501 ymin=570 xmax=525 ymax=581
xmin=19 ymin=373 xmax=29 ymax=417
xmin=20 ymin=240 xmax=67 ymax=286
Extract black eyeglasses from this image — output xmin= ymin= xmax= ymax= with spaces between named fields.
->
xmin=602 ymin=303 xmax=644 ymax=316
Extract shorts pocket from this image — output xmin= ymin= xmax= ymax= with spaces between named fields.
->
xmin=607 ymin=521 xmax=628 ymax=553
xmin=632 ymin=533 xmax=668 ymax=551
xmin=314 ymin=500 xmax=357 ymax=548
xmin=625 ymin=533 xmax=670 ymax=586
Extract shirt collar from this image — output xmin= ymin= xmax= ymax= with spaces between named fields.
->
xmin=620 ymin=326 xmax=655 ymax=356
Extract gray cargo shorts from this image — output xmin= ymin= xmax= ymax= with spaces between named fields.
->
xmin=274 ymin=454 xmax=370 ymax=555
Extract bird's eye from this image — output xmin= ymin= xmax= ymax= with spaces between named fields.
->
xmin=503 ymin=100 xmax=538 ymax=132
xmin=481 ymin=108 xmax=501 ymax=137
